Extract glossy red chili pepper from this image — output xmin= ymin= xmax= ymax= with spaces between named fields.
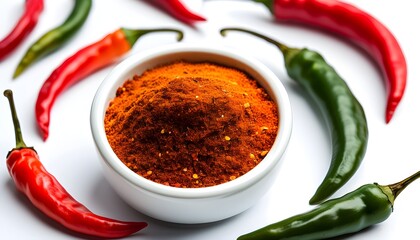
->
xmin=144 ymin=0 xmax=206 ymax=25
xmin=35 ymin=28 xmax=183 ymax=141
xmin=0 ymin=0 xmax=44 ymax=61
xmin=4 ymin=89 xmax=147 ymax=238
xmin=255 ymin=0 xmax=407 ymax=123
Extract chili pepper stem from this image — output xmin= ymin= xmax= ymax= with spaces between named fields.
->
xmin=3 ymin=90 xmax=28 ymax=149
xmin=382 ymin=171 xmax=420 ymax=205
xmin=121 ymin=28 xmax=184 ymax=47
xmin=220 ymin=28 xmax=300 ymax=64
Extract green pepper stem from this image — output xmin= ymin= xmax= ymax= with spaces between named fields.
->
xmin=386 ymin=171 xmax=420 ymax=200
xmin=3 ymin=90 xmax=27 ymax=149
xmin=121 ymin=28 xmax=184 ymax=48
xmin=220 ymin=27 xmax=303 ymax=67
xmin=220 ymin=27 xmax=294 ymax=55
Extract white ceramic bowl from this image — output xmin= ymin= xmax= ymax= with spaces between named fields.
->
xmin=90 ymin=44 xmax=292 ymax=224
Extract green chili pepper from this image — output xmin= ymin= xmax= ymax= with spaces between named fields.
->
xmin=13 ymin=0 xmax=92 ymax=78
xmin=220 ymin=28 xmax=368 ymax=205
xmin=236 ymin=170 xmax=420 ymax=240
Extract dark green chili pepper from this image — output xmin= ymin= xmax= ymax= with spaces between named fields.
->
xmin=220 ymin=28 xmax=368 ymax=205
xmin=13 ymin=0 xmax=92 ymax=78
xmin=236 ymin=170 xmax=420 ymax=240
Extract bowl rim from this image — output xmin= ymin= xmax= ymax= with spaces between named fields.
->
xmin=90 ymin=43 xmax=292 ymax=199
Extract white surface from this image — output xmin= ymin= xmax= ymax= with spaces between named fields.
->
xmin=0 ymin=0 xmax=419 ymax=239
xmin=90 ymin=44 xmax=292 ymax=223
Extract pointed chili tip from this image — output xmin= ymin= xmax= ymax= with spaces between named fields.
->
xmin=309 ymin=191 xmax=322 ymax=205
xmin=309 ymin=195 xmax=323 ymax=205
xmin=37 ymin=122 xmax=49 ymax=141
xmin=385 ymin=113 xmax=393 ymax=124
xmin=12 ymin=65 xmax=24 ymax=79
xmin=119 ymin=222 xmax=148 ymax=238
xmin=385 ymin=98 xmax=401 ymax=123
xmin=196 ymin=16 xmax=206 ymax=21
xmin=135 ymin=221 xmax=148 ymax=231
xmin=42 ymin=132 xmax=49 ymax=141
xmin=40 ymin=127 xmax=49 ymax=141
xmin=308 ymin=179 xmax=341 ymax=205
xmin=13 ymin=59 xmax=27 ymax=79
xmin=385 ymin=106 xmax=395 ymax=124
xmin=186 ymin=12 xmax=206 ymax=22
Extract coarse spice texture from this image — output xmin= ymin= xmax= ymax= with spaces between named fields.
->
xmin=104 ymin=61 xmax=278 ymax=188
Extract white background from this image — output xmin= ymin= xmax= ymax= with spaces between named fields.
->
xmin=1 ymin=0 xmax=420 ymax=239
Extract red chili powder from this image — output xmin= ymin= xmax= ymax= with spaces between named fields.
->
xmin=104 ymin=61 xmax=278 ymax=188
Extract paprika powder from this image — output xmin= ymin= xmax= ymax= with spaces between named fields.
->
xmin=104 ymin=61 xmax=278 ymax=188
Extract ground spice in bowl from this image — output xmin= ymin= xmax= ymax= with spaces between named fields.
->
xmin=104 ymin=61 xmax=278 ymax=188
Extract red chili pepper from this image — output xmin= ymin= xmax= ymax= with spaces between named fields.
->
xmin=0 ymin=0 xmax=44 ymax=61
xmin=3 ymin=89 xmax=147 ymax=238
xmin=255 ymin=0 xmax=407 ymax=123
xmin=144 ymin=0 xmax=206 ymax=25
xmin=35 ymin=28 xmax=183 ymax=141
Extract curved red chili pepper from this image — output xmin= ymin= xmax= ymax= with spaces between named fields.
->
xmin=144 ymin=0 xmax=206 ymax=25
xmin=4 ymin=89 xmax=147 ymax=238
xmin=0 ymin=0 xmax=44 ymax=61
xmin=36 ymin=28 xmax=183 ymax=141
xmin=255 ymin=0 xmax=407 ymax=123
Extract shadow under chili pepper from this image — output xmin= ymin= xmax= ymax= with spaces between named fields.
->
xmin=143 ymin=212 xmax=240 ymax=239
xmin=324 ymin=226 xmax=380 ymax=240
